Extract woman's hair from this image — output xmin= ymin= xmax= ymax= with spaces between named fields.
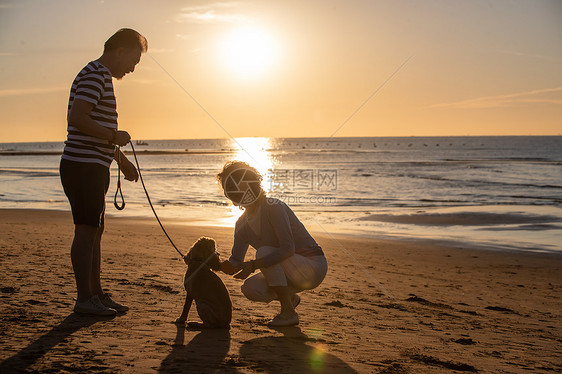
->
xmin=104 ymin=28 xmax=148 ymax=53
xmin=217 ymin=161 xmax=264 ymax=205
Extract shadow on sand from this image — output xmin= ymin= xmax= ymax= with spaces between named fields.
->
xmin=239 ymin=326 xmax=357 ymax=373
xmin=0 ymin=313 xmax=115 ymax=372
xmin=159 ymin=325 xmax=355 ymax=373
xmin=158 ymin=324 xmax=231 ymax=373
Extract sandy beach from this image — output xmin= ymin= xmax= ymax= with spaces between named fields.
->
xmin=0 ymin=209 xmax=560 ymax=373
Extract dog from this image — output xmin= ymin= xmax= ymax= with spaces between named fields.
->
xmin=174 ymin=237 xmax=232 ymax=328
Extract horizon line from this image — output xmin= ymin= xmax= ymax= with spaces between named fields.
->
xmin=1 ymin=134 xmax=562 ymax=144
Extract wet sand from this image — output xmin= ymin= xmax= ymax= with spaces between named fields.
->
xmin=0 ymin=209 xmax=560 ymax=373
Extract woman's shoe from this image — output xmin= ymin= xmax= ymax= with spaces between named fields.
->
xmin=267 ymin=312 xmax=299 ymax=327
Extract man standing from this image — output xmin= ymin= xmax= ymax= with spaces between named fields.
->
xmin=60 ymin=28 xmax=147 ymax=316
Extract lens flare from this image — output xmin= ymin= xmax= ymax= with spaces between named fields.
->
xmin=309 ymin=343 xmax=327 ymax=371
xmin=307 ymin=328 xmax=327 ymax=371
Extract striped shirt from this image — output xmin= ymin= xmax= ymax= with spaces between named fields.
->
xmin=62 ymin=61 xmax=117 ymax=168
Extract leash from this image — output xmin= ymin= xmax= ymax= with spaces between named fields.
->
xmin=113 ymin=143 xmax=184 ymax=258
xmin=114 ymin=147 xmax=125 ymax=210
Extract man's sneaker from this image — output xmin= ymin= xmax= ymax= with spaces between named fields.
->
xmin=267 ymin=312 xmax=299 ymax=327
xmin=100 ymin=294 xmax=129 ymax=312
xmin=74 ymin=295 xmax=117 ymax=316
xmin=292 ymin=294 xmax=301 ymax=309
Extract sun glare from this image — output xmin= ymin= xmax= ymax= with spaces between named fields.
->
xmin=232 ymin=137 xmax=273 ymax=178
xmin=221 ymin=137 xmax=274 ymax=226
xmin=219 ymin=26 xmax=279 ymax=77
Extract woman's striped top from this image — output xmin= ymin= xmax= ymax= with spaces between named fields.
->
xmin=62 ymin=61 xmax=117 ymax=168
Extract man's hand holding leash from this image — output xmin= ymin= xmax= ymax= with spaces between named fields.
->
xmin=112 ymin=130 xmax=132 ymax=147
xmin=113 ymin=131 xmax=139 ymax=182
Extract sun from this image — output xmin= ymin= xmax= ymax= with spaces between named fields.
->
xmin=219 ymin=26 xmax=279 ymax=77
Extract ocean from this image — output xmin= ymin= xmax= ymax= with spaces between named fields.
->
xmin=1 ymin=136 xmax=561 ymax=253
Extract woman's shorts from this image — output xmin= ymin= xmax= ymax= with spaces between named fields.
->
xmin=60 ymin=158 xmax=110 ymax=227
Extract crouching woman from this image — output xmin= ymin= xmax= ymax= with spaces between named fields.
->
xmin=218 ymin=161 xmax=328 ymax=327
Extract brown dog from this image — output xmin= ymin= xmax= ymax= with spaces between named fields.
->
xmin=175 ymin=237 xmax=232 ymax=328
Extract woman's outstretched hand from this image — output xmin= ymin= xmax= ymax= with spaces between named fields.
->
xmin=220 ymin=260 xmax=238 ymax=275
xmin=233 ymin=261 xmax=254 ymax=280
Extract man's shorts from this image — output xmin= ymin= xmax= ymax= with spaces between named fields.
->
xmin=60 ymin=158 xmax=110 ymax=227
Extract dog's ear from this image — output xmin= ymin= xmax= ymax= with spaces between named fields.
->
xmin=208 ymin=253 xmax=222 ymax=271
xmin=183 ymin=251 xmax=191 ymax=265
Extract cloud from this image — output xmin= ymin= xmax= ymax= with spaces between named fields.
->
xmin=179 ymin=2 xmax=245 ymax=11
xmin=175 ymin=1 xmax=249 ymax=24
xmin=147 ymin=48 xmax=174 ymax=54
xmin=129 ymin=79 xmax=160 ymax=85
xmin=500 ymin=50 xmax=562 ymax=63
xmin=431 ymin=87 xmax=562 ymax=109
xmin=0 ymin=86 xmax=67 ymax=98
xmin=175 ymin=34 xmax=194 ymax=41
xmin=0 ymin=3 xmax=23 ymax=9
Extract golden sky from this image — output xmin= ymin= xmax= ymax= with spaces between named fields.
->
xmin=1 ymin=0 xmax=561 ymax=142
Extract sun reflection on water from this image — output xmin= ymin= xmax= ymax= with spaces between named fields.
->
xmin=232 ymin=137 xmax=274 ymax=178
xmin=221 ymin=137 xmax=276 ymax=226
